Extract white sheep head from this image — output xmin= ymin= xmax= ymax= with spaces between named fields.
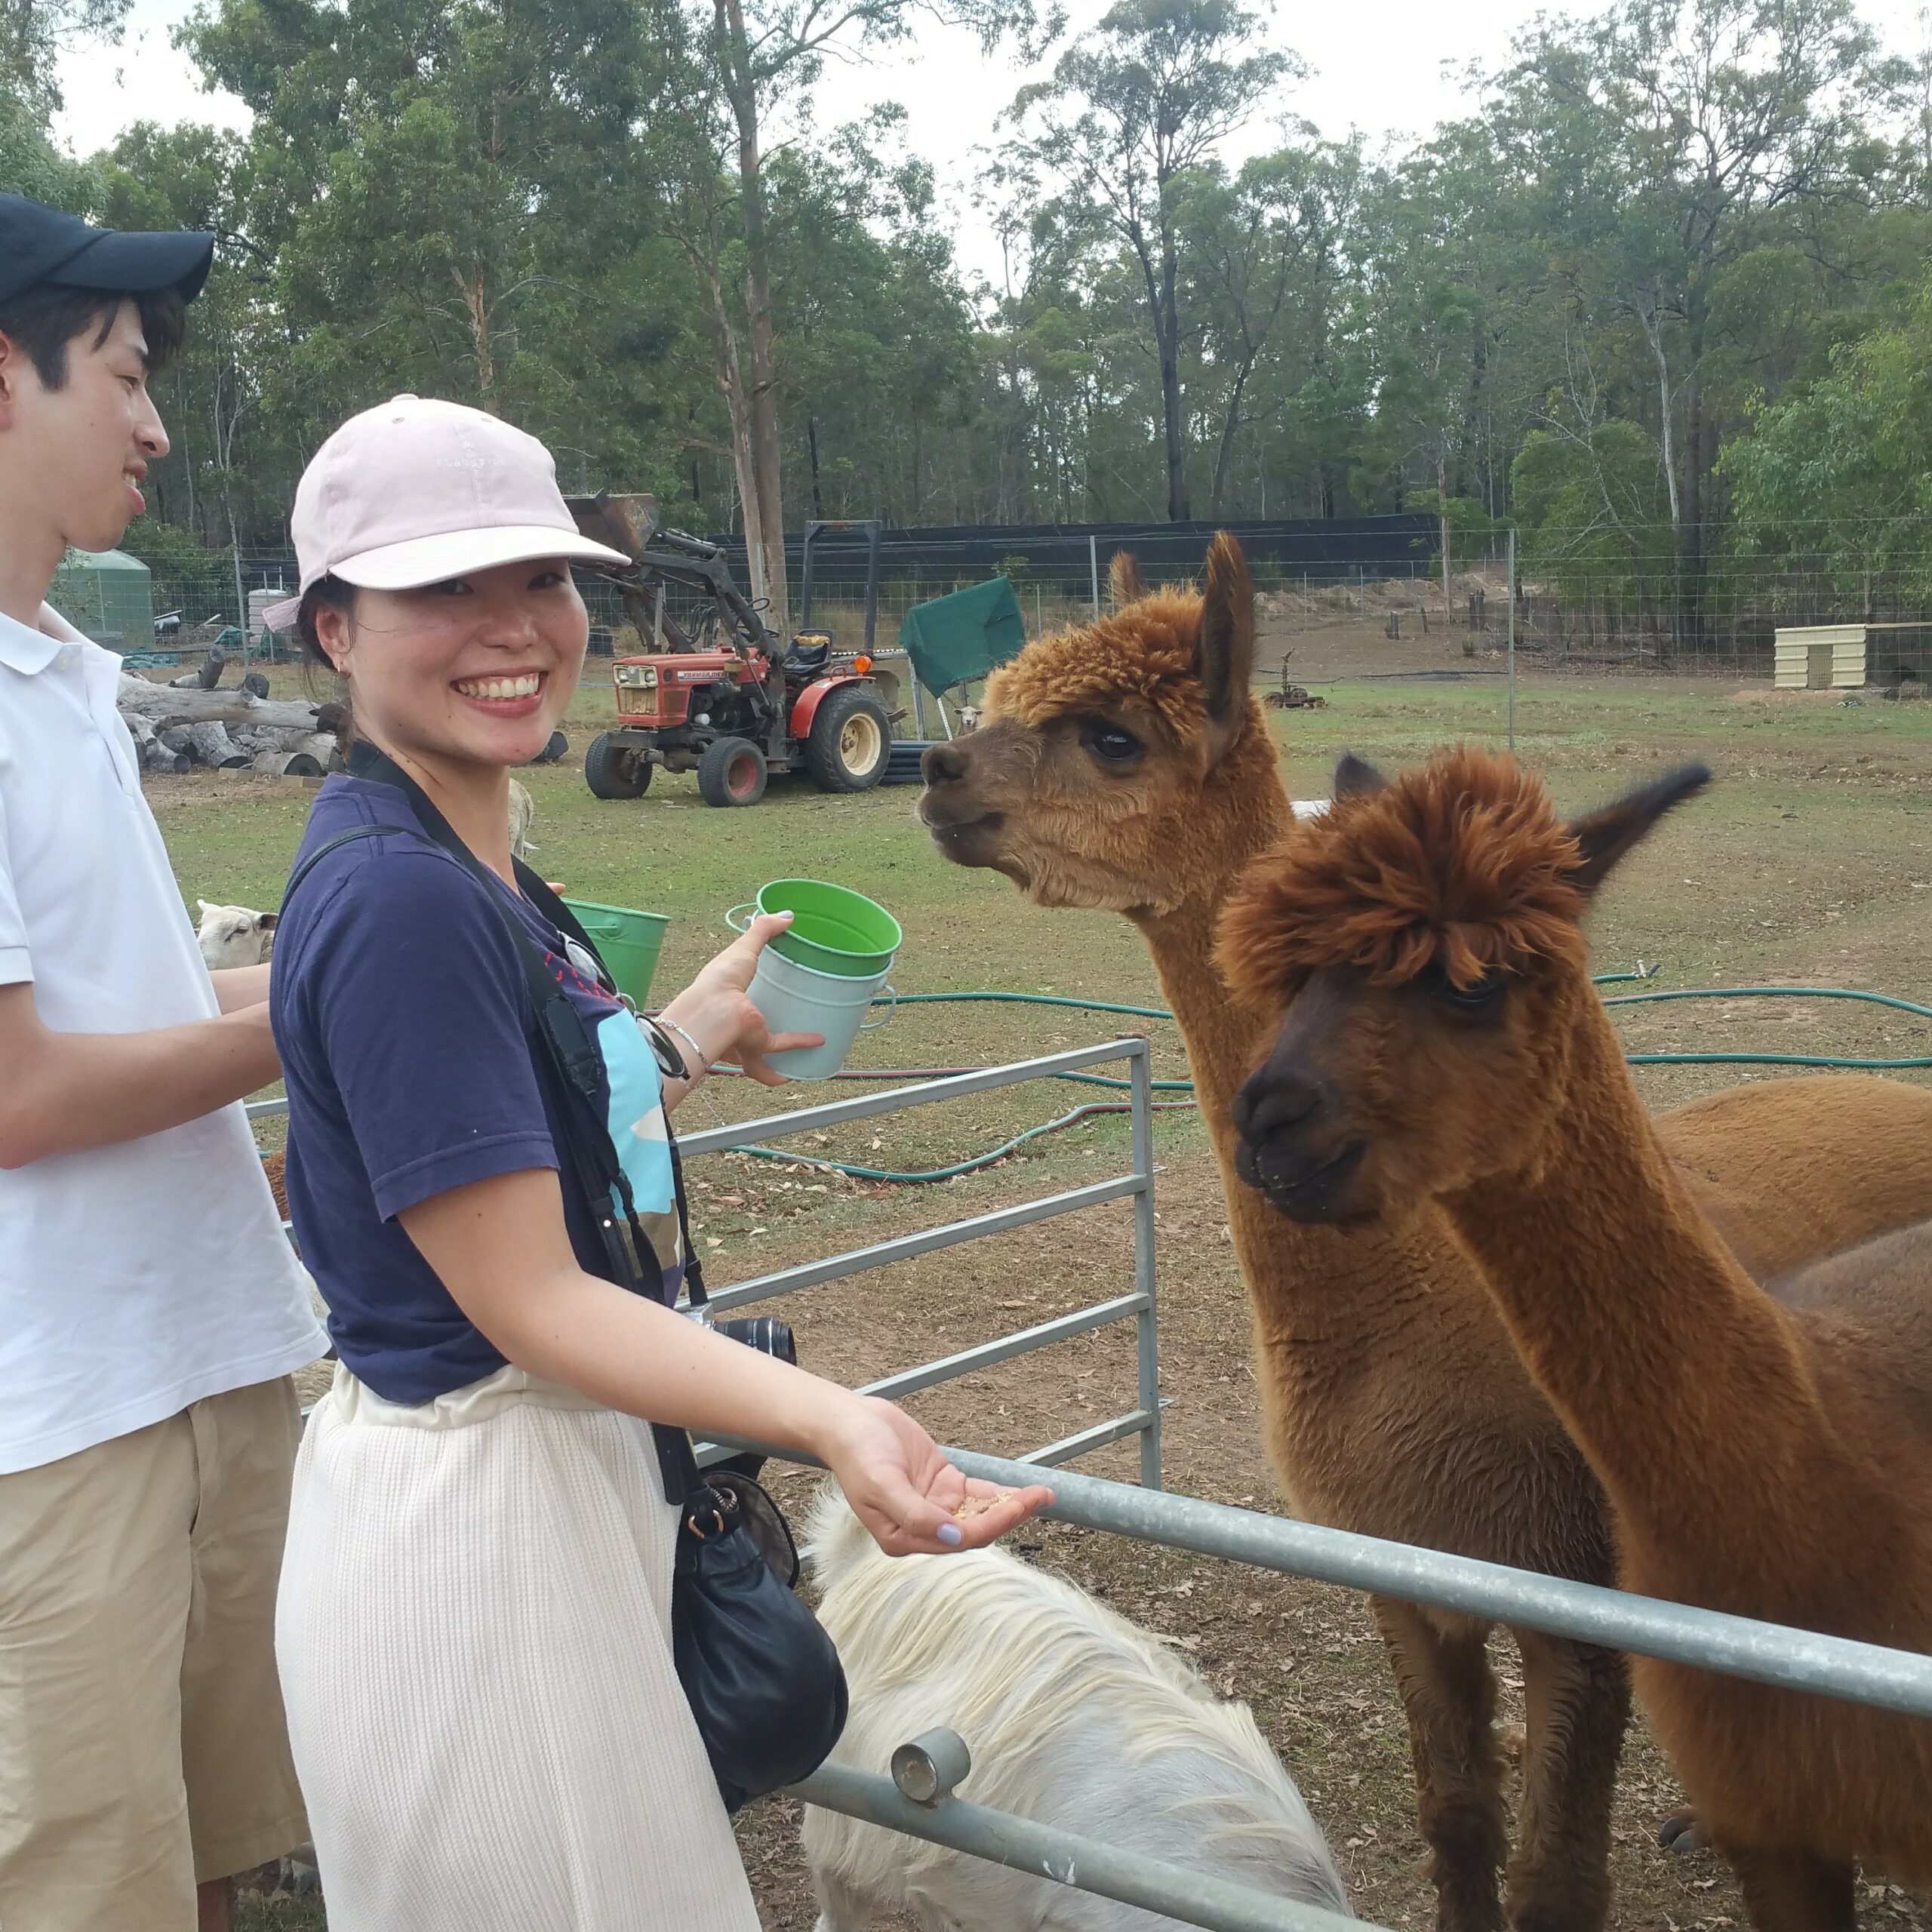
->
xmin=196 ymin=900 xmax=278 ymax=969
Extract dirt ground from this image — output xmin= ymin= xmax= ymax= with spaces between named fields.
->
xmin=193 ymin=669 xmax=1932 ymax=1932
xmin=702 ymin=1125 xmax=1932 ymax=1930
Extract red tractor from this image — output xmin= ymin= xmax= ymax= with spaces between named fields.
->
xmin=569 ymin=496 xmax=891 ymax=807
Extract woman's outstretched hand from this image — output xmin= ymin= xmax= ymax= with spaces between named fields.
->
xmin=663 ymin=910 xmax=824 ymax=1085
xmin=818 ymin=1394 xmax=1054 ymax=1557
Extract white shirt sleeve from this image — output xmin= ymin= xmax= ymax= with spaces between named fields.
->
xmin=0 ymin=786 xmax=29 ymax=986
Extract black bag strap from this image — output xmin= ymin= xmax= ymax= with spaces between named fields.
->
xmin=335 ymin=746 xmax=715 ymax=1307
xmin=285 ymin=748 xmax=715 ymax=1506
xmin=282 ymin=822 xmax=415 ymax=903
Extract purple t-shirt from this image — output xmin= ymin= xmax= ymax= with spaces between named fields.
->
xmin=271 ymin=774 xmax=684 ymax=1403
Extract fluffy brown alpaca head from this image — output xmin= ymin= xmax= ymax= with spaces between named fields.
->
xmin=916 ymin=534 xmax=1275 ymax=915
xmin=1218 ymin=745 xmax=1711 ymax=1222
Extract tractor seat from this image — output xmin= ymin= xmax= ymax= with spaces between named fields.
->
xmin=783 ymin=637 xmax=832 ymax=674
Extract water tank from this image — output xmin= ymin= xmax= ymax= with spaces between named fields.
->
xmin=48 ymin=547 xmax=154 ymax=651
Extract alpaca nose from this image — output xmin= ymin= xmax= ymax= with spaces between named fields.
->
xmin=1232 ymin=1065 xmax=1324 ymax=1145
xmin=921 ymin=740 xmax=969 ymax=786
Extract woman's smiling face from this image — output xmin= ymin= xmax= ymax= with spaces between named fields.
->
xmin=316 ymin=558 xmax=588 ymax=772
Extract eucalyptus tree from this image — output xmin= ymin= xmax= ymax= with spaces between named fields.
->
xmin=1008 ymin=0 xmax=1294 ymax=520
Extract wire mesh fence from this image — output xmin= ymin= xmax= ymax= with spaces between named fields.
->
xmin=63 ymin=528 xmax=1932 ymax=695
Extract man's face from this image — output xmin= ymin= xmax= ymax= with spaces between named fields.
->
xmin=0 ymin=300 xmax=170 ymax=554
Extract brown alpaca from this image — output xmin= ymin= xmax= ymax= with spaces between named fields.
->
xmin=1221 ymin=746 xmax=1932 ymax=1930
xmin=919 ymin=537 xmax=1932 ymax=1932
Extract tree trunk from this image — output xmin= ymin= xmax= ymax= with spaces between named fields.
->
xmin=251 ymin=749 xmax=326 ymax=778
xmin=186 ymin=721 xmax=251 ymax=768
xmin=454 ymin=263 xmax=498 ymax=409
xmin=1438 ymin=454 xmax=1452 ymax=622
xmin=1680 ymin=337 xmax=1703 ymax=656
xmin=1210 ymin=356 xmax=1257 ymax=518
xmin=177 ymin=371 xmax=197 ymax=532
xmin=117 ymin=677 xmax=323 ymax=733
xmin=807 ymin=415 xmax=824 ymax=518
xmin=1158 ymin=238 xmax=1189 ymax=522
xmin=1641 ymin=293 xmax=1681 ymax=532
xmin=686 ymin=238 xmax=766 ymax=605
xmin=721 ymin=0 xmax=789 ymax=634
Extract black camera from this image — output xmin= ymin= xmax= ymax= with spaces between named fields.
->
xmin=707 ymin=1316 xmax=798 ymax=1484
xmin=712 ymin=1315 xmax=797 ymax=1366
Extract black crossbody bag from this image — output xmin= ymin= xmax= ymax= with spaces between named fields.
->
xmin=282 ymin=743 xmax=848 ymax=1812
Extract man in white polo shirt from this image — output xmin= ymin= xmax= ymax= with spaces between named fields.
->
xmin=0 ymin=195 xmax=328 ymax=1932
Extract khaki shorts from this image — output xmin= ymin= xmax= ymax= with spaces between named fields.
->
xmin=0 ymin=1377 xmax=307 ymax=1932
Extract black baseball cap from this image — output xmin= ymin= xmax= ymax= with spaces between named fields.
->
xmin=0 ymin=194 xmax=214 ymax=308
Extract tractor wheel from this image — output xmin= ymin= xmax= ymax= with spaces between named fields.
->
xmin=584 ymin=732 xmax=651 ymax=800
xmin=804 ymin=685 xmax=891 ymax=792
xmin=697 ymin=736 xmax=769 ymax=808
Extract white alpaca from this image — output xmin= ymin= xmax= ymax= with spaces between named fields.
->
xmin=507 ymin=777 xmax=535 ymax=860
xmin=196 ymin=900 xmax=278 ymax=968
xmin=801 ymin=1490 xmax=1351 ymax=1930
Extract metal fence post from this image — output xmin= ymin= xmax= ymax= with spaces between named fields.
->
xmin=1130 ymin=1038 xmax=1163 ymax=1491
xmin=1090 ymin=534 xmax=1101 ymax=617
xmin=1506 ymin=526 xmax=1517 ymax=752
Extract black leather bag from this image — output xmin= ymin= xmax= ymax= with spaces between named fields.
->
xmin=290 ymin=746 xmax=848 ymax=1810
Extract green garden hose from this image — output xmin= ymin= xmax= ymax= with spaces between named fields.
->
xmin=714 ymin=981 xmax=1932 ymax=1184
xmin=1604 ymin=984 xmax=1932 ymax=1069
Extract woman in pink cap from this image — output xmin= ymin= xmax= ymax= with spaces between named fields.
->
xmin=266 ymin=395 xmax=1048 ymax=1930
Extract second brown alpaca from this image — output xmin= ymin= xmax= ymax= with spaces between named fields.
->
xmin=1223 ymin=746 xmax=1932 ymax=1931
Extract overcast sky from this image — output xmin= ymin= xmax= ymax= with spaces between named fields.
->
xmin=51 ymin=0 xmax=1932 ymax=286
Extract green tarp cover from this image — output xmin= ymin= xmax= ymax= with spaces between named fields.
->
xmin=897 ymin=577 xmax=1028 ymax=696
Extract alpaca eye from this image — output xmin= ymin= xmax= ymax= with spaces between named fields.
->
xmin=1081 ymin=719 xmax=1143 ymax=764
xmin=1439 ymin=971 xmax=1506 ymax=1011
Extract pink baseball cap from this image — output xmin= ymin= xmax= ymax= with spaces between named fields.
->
xmin=261 ymin=395 xmax=629 ymax=632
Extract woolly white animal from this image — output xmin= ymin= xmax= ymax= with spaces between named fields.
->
xmin=507 ymin=777 xmax=535 ymax=860
xmin=196 ymin=900 xmax=278 ymax=968
xmin=800 ymin=1489 xmax=1351 ymax=1930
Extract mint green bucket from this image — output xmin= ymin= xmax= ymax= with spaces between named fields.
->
xmin=747 ymin=946 xmax=894 ymax=1078
xmin=563 ymin=898 xmax=670 ymax=1008
xmin=727 ymin=878 xmax=901 ymax=979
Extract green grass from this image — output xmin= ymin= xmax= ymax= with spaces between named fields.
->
xmin=148 ymin=672 xmax=1932 ymax=1188
xmin=236 ymin=1896 xmax=326 ymax=1931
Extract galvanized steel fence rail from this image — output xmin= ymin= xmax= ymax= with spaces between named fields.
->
xmin=673 ymin=1038 xmax=1164 ymax=1485
xmin=253 ymin=1037 xmax=1166 ymax=1487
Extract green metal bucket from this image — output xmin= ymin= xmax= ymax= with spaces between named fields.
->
xmin=727 ymin=878 xmax=902 ymax=978
xmin=564 ymin=898 xmax=670 ymax=1008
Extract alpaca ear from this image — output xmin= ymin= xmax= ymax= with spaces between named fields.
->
xmin=1565 ymin=762 xmax=1712 ymax=897
xmin=1109 ymin=551 xmax=1148 ymax=609
xmin=258 ymin=910 xmax=279 ymax=934
xmin=1195 ymin=532 xmax=1255 ymax=767
xmin=1334 ymin=752 xmax=1387 ymax=798
xmin=195 ymin=899 xmax=211 ymax=918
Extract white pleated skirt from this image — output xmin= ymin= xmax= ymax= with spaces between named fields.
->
xmin=276 ymin=1361 xmax=761 ymax=1932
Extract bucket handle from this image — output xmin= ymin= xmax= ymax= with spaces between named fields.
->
xmin=725 ymin=903 xmax=757 ymax=934
xmin=860 ymin=984 xmax=897 ymax=1031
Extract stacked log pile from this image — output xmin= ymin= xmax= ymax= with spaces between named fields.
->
xmin=118 ymin=650 xmax=341 ymax=777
